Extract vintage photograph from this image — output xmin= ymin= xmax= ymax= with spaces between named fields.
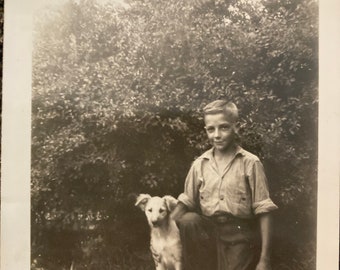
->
xmin=29 ymin=0 xmax=319 ymax=269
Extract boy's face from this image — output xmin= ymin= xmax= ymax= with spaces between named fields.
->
xmin=204 ymin=112 xmax=236 ymax=153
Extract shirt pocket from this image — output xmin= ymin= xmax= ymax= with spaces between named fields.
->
xmin=227 ymin=188 xmax=251 ymax=217
xmin=199 ymin=189 xmax=210 ymax=201
xmin=228 ymin=187 xmax=251 ymax=207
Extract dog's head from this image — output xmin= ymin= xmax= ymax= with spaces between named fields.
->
xmin=135 ymin=194 xmax=178 ymax=227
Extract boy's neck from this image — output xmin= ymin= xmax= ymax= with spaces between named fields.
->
xmin=214 ymin=143 xmax=238 ymax=159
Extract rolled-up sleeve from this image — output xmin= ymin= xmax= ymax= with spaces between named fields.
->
xmin=248 ymin=160 xmax=278 ymax=215
xmin=178 ymin=161 xmax=200 ymax=211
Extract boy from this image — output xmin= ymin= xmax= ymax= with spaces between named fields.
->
xmin=171 ymin=100 xmax=278 ymax=270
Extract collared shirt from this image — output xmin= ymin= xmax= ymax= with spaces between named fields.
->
xmin=178 ymin=146 xmax=278 ymax=218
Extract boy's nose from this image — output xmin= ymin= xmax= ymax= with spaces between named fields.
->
xmin=213 ymin=128 xmax=221 ymax=137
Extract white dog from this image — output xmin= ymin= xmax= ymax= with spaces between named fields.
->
xmin=135 ymin=194 xmax=182 ymax=270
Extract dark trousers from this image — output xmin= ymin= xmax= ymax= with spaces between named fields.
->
xmin=176 ymin=212 xmax=259 ymax=270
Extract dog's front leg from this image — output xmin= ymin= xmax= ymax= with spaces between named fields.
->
xmin=152 ymin=254 xmax=162 ymax=270
xmin=174 ymin=261 xmax=182 ymax=270
xmin=156 ymin=264 xmax=166 ymax=270
xmin=153 ymin=258 xmax=166 ymax=270
xmin=151 ymin=245 xmax=164 ymax=270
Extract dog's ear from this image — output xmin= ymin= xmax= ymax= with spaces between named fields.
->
xmin=163 ymin=196 xmax=178 ymax=212
xmin=135 ymin=194 xmax=151 ymax=211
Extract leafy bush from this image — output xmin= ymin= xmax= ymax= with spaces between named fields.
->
xmin=32 ymin=0 xmax=318 ymax=269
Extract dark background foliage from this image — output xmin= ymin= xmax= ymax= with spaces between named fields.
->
xmin=31 ymin=0 xmax=318 ymax=269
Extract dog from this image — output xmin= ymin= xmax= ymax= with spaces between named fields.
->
xmin=135 ymin=194 xmax=182 ymax=270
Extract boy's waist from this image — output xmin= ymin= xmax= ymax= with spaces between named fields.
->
xmin=208 ymin=212 xmax=255 ymax=225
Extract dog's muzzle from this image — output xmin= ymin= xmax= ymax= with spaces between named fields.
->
xmin=152 ymin=220 xmax=159 ymax=227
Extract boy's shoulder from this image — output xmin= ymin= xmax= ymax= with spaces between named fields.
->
xmin=196 ymin=148 xmax=214 ymax=160
xmin=238 ymin=147 xmax=261 ymax=163
xmin=190 ymin=148 xmax=213 ymax=167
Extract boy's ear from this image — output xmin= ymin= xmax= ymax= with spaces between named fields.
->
xmin=135 ymin=194 xmax=151 ymax=211
xmin=163 ymin=195 xmax=178 ymax=212
xmin=233 ymin=121 xmax=240 ymax=132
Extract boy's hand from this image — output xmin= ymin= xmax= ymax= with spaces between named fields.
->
xmin=170 ymin=202 xmax=188 ymax=222
xmin=255 ymin=258 xmax=272 ymax=270
xmin=257 ymin=213 xmax=273 ymax=270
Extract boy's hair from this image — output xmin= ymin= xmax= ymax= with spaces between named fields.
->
xmin=203 ymin=100 xmax=239 ymax=123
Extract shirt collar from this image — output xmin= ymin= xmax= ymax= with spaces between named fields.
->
xmin=201 ymin=145 xmax=245 ymax=160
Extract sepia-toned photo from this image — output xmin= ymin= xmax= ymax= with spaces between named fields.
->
xmin=2 ymin=0 xmax=339 ymax=269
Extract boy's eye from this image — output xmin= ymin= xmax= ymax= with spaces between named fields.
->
xmin=205 ymin=127 xmax=215 ymax=133
xmin=147 ymin=209 xmax=152 ymax=212
xmin=159 ymin=209 xmax=165 ymax=213
xmin=220 ymin=125 xmax=231 ymax=131
xmin=205 ymin=125 xmax=231 ymax=133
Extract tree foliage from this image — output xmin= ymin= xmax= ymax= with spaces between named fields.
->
xmin=32 ymin=0 xmax=318 ymax=269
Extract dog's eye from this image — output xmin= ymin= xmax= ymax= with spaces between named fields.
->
xmin=159 ymin=209 xmax=165 ymax=213
xmin=147 ymin=209 xmax=152 ymax=212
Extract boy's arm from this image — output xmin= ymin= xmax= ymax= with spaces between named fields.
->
xmin=174 ymin=161 xmax=201 ymax=219
xmin=170 ymin=202 xmax=188 ymax=221
xmin=247 ymin=160 xmax=277 ymax=270
xmin=255 ymin=212 xmax=273 ymax=270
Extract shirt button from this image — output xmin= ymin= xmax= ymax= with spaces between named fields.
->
xmin=220 ymin=195 xmax=224 ymax=200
